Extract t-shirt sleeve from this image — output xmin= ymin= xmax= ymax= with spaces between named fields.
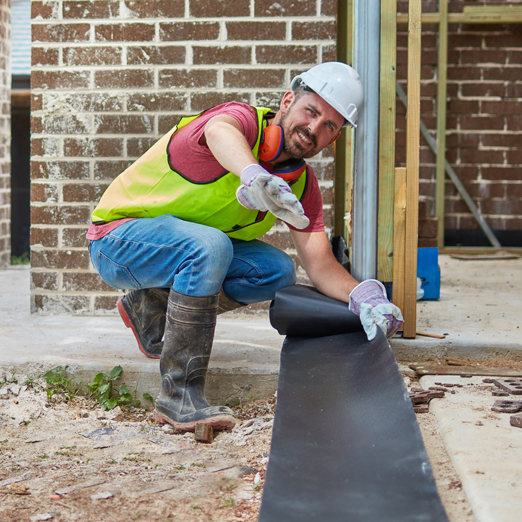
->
xmin=167 ymin=102 xmax=259 ymax=182
xmin=287 ymin=165 xmax=325 ymax=233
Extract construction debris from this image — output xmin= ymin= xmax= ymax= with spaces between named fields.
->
xmin=491 ymin=378 xmax=522 ymax=395
xmin=195 ymin=422 xmax=213 ymax=443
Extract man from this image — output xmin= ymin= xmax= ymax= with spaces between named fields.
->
xmin=87 ymin=62 xmax=403 ymax=432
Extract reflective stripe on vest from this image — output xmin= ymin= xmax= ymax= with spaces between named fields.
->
xmin=91 ymin=106 xmax=308 ymax=241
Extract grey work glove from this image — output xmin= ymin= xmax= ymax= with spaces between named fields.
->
xmin=236 ymin=164 xmax=310 ymax=230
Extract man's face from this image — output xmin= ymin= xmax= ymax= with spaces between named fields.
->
xmin=278 ymin=91 xmax=344 ymax=160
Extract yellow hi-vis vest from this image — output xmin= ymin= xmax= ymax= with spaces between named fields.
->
xmin=91 ymin=106 xmax=308 ymax=241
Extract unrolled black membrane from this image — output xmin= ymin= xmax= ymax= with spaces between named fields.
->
xmin=260 ymin=285 xmax=448 ymax=522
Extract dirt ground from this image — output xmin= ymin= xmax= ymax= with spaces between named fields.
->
xmin=1 ymin=372 xmax=474 ymax=522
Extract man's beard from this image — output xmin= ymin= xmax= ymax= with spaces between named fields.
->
xmin=282 ymin=126 xmax=317 ymax=160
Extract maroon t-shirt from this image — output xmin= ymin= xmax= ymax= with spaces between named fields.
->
xmin=87 ymin=102 xmax=324 ymax=240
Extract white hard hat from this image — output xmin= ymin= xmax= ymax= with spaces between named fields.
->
xmin=290 ymin=62 xmax=364 ymax=127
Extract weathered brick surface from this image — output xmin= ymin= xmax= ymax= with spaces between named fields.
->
xmin=0 ymin=0 xmax=9 ymax=268
xmin=396 ymin=0 xmax=522 ymax=239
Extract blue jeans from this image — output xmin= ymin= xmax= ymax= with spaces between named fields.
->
xmin=88 ymin=215 xmax=296 ymax=304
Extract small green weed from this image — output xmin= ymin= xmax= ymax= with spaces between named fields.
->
xmin=43 ymin=366 xmax=80 ymax=403
xmin=85 ymin=366 xmax=132 ymax=410
xmin=10 ymin=252 xmax=30 ymax=266
xmin=222 ymin=498 xmax=236 ymax=508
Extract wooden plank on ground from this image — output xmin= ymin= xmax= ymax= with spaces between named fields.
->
xmin=403 ymin=0 xmax=422 ymax=339
xmin=410 ymin=363 xmax=522 ymax=377
xmin=392 ymin=167 xmax=407 ymax=314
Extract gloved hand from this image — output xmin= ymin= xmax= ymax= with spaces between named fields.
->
xmin=349 ymin=279 xmax=403 ymax=341
xmin=236 ymin=164 xmax=310 ymax=230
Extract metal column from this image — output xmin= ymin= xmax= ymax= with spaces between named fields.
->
xmin=351 ymin=0 xmax=381 ymax=282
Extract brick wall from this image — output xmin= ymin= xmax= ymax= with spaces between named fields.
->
xmin=30 ymin=0 xmax=337 ymax=313
xmin=0 ymin=0 xmax=10 ymax=269
xmin=396 ymin=0 xmax=522 ymax=246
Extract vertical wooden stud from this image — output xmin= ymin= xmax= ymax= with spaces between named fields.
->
xmin=392 ymin=167 xmax=407 ymax=315
xmin=335 ymin=0 xmax=355 ymax=242
xmin=377 ymin=0 xmax=398 ymax=282
xmin=436 ymin=0 xmax=448 ymax=248
xmin=403 ymin=0 xmax=422 ymax=339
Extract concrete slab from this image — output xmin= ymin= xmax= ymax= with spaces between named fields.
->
xmin=392 ymin=255 xmax=522 ymax=362
xmin=0 ymin=266 xmax=283 ymax=405
xmin=420 ymin=375 xmax=522 ymax=522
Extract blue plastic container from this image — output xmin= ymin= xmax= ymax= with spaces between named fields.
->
xmin=417 ymin=247 xmax=440 ymax=300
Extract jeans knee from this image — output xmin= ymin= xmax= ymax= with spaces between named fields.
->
xmin=194 ymin=229 xmax=234 ymax=269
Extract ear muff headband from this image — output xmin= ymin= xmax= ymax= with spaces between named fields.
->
xmin=259 ymin=124 xmax=306 ymax=182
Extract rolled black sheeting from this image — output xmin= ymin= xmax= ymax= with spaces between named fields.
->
xmin=260 ymin=285 xmax=448 ymax=522
xmin=269 ymin=284 xmax=363 ymax=337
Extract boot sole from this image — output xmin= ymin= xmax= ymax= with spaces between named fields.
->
xmin=117 ymin=298 xmax=161 ymax=360
xmin=153 ymin=410 xmax=236 ymax=432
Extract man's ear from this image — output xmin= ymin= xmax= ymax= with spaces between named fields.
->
xmin=279 ymin=91 xmax=296 ymax=114
xmin=328 ymin=130 xmax=342 ymax=146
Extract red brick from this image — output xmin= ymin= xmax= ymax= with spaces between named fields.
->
xmin=32 ymin=138 xmax=60 ymax=157
xmin=321 ymin=0 xmax=336 ymax=16
xmin=31 ymin=1 xmax=59 ymax=19
xmin=193 ymin=46 xmax=251 ymax=65
xmin=227 ymin=21 xmax=286 ymax=41
xmin=125 ymin=0 xmax=184 ymax=18
xmin=507 ymin=149 xmax=522 ymax=164
xmin=64 ymin=138 xmax=123 ymax=157
xmin=95 ymin=23 xmax=155 ymax=42
xmin=482 ymin=134 xmax=522 ymax=148
xmin=481 ymin=199 xmax=522 ymax=215
xmin=485 ymin=33 xmax=522 ymax=48
xmin=63 ymin=227 xmax=90 ymax=248
xmin=127 ymin=93 xmax=187 ymax=112
xmin=460 ymin=149 xmax=504 ymax=164
xmin=418 ymin=238 xmax=438 ymax=248
xmin=448 ymin=34 xmax=483 ymax=49
xmin=447 ymin=99 xmax=480 ymax=114
xmin=447 ymin=66 xmax=482 ymax=80
xmin=507 ymin=115 xmax=522 ymax=131
xmin=94 ymin=69 xmax=154 ymax=89
xmin=32 ymin=70 xmax=90 ymax=89
xmin=30 ymin=228 xmax=58 ymax=248
xmin=255 ymin=0 xmax=316 ymax=17
xmin=466 ymin=182 xmax=505 ymax=199
xmin=32 ymin=23 xmax=90 ymax=43
xmin=460 ymin=116 xmax=504 ymax=131
xmin=482 ymin=167 xmax=520 ymax=181
xmin=31 ymin=271 xmax=59 ymax=291
xmin=31 ymin=205 xmax=91 ymax=225
xmin=460 ymin=83 xmax=504 ymax=98
xmin=506 ymin=82 xmax=522 ymax=97
xmin=483 ymin=67 xmax=522 ymax=81
xmin=190 ymin=92 xmax=251 ymax=112
xmin=322 ymin=45 xmax=337 ymax=63
xmin=190 ymin=0 xmax=250 ymax=17
xmin=32 ymin=47 xmax=59 ymax=66
xmin=127 ymin=137 xmax=158 ymax=157
xmin=31 ymin=94 xmax=42 ymax=111
xmin=31 ymin=183 xmax=59 ymax=203
xmin=256 ymin=45 xmax=317 ymax=65
xmin=31 ymin=246 xmax=88 ymax=273
xmin=482 ymin=100 xmax=520 ymax=115
xmin=63 ymin=46 xmax=122 ymax=66
xmin=39 ymin=115 xmax=91 ymax=135
xmin=224 ymin=69 xmax=285 ymax=89
xmin=159 ymin=69 xmax=218 ymax=89
xmin=43 ymin=93 xmax=123 ymax=112
xmin=63 ymin=1 xmax=119 ymax=18
xmin=127 ymin=46 xmax=185 ymax=65
xmin=160 ymin=22 xmax=220 ymax=41
xmin=94 ymin=115 xmax=154 ymax=134
xmin=63 ymin=183 xmax=109 ymax=202
xmin=158 ymin=115 xmax=183 ymax=134
xmin=94 ymin=296 xmax=120 ymax=311
xmin=63 ymin=272 xmax=114 ymax=292
xmin=445 ymin=133 xmax=480 ymax=149
xmin=93 ymin=160 xmax=134 ymax=181
xmin=507 ymin=51 xmax=522 ymax=65
xmin=31 ymin=161 xmax=90 ymax=181
xmin=292 ymin=22 xmax=336 ymax=41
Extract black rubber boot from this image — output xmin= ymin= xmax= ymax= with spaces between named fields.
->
xmin=217 ymin=288 xmax=245 ymax=315
xmin=120 ymin=287 xmax=245 ymax=359
xmin=117 ymin=288 xmax=169 ymax=359
xmin=153 ymin=289 xmax=236 ymax=431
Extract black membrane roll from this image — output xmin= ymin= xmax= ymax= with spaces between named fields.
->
xmin=260 ymin=285 xmax=448 ymax=522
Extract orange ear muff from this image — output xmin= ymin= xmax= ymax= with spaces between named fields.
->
xmin=259 ymin=124 xmax=283 ymax=162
